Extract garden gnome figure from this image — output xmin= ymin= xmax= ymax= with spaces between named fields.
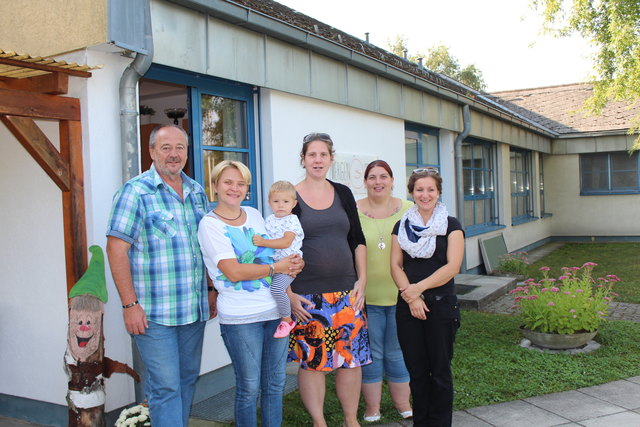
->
xmin=65 ymin=245 xmax=139 ymax=427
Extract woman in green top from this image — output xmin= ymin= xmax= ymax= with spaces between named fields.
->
xmin=357 ymin=160 xmax=413 ymax=422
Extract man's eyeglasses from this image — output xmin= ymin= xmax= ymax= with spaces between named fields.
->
xmin=303 ymin=132 xmax=333 ymax=143
xmin=412 ymin=167 xmax=439 ymax=174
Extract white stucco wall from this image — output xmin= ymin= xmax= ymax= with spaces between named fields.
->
xmin=259 ymin=89 xmax=406 ymax=205
xmin=0 ymin=120 xmax=68 ymax=404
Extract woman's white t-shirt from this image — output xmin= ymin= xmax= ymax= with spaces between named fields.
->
xmin=197 ymin=207 xmax=279 ymax=324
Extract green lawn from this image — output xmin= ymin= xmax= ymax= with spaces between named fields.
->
xmin=453 ymin=311 xmax=640 ymax=409
xmin=522 ymin=243 xmax=640 ymax=303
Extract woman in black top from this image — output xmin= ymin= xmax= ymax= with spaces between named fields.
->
xmin=390 ymin=168 xmax=464 ymax=427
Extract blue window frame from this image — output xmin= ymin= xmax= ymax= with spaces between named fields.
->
xmin=144 ymin=65 xmax=258 ymax=207
xmin=581 ymin=151 xmax=640 ymax=195
xmin=462 ymin=138 xmax=498 ymax=233
xmin=405 ymin=123 xmax=439 ymax=181
xmin=510 ymin=148 xmax=534 ymax=224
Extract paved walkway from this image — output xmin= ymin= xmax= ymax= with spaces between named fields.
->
xmin=373 ymin=377 xmax=640 ymax=427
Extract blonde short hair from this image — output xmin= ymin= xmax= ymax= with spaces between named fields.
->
xmin=269 ymin=180 xmax=296 ymax=199
xmin=210 ymin=160 xmax=252 ymax=187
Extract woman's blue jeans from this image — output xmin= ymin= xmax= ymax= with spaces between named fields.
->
xmin=132 ymin=320 xmax=206 ymax=427
xmin=362 ymin=304 xmax=410 ymax=384
xmin=220 ymin=319 xmax=288 ymax=427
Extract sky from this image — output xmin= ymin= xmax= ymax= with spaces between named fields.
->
xmin=275 ymin=0 xmax=596 ymax=92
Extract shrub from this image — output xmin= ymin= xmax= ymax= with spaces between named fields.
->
xmin=510 ymin=262 xmax=619 ymax=334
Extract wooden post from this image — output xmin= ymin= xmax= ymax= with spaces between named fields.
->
xmin=60 ymin=120 xmax=88 ymax=289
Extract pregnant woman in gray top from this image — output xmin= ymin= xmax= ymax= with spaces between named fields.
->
xmin=288 ymin=132 xmax=371 ymax=427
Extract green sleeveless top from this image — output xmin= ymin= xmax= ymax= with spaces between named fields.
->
xmin=358 ymin=199 xmax=413 ymax=306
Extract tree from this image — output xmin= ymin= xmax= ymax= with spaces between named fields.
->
xmin=532 ymin=0 xmax=640 ymax=149
xmin=387 ymin=35 xmax=487 ymax=91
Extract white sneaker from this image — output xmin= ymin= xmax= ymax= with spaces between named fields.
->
xmin=363 ymin=413 xmax=381 ymax=422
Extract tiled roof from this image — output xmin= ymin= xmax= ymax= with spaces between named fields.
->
xmin=490 ymin=83 xmax=639 ymax=135
xmin=0 ymin=49 xmax=99 ymax=78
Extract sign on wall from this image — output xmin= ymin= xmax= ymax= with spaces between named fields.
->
xmin=327 ymin=152 xmax=377 ymax=196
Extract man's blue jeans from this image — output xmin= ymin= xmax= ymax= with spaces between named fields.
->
xmin=133 ymin=320 xmax=206 ymax=427
xmin=220 ymin=319 xmax=288 ymax=427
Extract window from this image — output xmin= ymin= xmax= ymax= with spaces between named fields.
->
xmin=462 ymin=139 xmax=498 ymax=233
xmin=510 ymin=148 xmax=534 ymax=224
xmin=581 ymin=151 xmax=640 ymax=195
xmin=405 ymin=124 xmax=439 ymax=181
xmin=143 ymin=65 xmax=258 ymax=207
xmin=193 ymin=89 xmax=255 ymax=203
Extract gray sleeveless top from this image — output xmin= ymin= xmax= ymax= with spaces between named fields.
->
xmin=291 ymin=191 xmax=357 ymax=294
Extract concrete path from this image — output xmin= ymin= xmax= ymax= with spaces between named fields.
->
xmin=374 ymin=377 xmax=640 ymax=427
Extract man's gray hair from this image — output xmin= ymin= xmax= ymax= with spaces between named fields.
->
xmin=149 ymin=125 xmax=189 ymax=148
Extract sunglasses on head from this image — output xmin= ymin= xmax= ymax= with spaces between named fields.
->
xmin=412 ymin=167 xmax=439 ymax=174
xmin=303 ymin=132 xmax=333 ymax=143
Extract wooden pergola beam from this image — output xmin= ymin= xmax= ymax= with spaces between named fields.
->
xmin=0 ymin=88 xmax=80 ymax=120
xmin=0 ymin=115 xmax=70 ymax=191
xmin=0 ymin=73 xmax=69 ymax=95
xmin=60 ymin=120 xmax=87 ymax=289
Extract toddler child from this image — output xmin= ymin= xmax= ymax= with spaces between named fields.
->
xmin=253 ymin=181 xmax=304 ymax=338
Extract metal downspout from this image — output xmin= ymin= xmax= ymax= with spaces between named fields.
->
xmin=455 ymin=104 xmax=471 ymax=272
xmin=119 ymin=1 xmax=154 ymax=182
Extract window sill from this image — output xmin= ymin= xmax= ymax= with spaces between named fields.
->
xmin=511 ymin=216 xmax=539 ymax=226
xmin=464 ymin=223 xmax=505 ymax=237
xmin=580 ymin=190 xmax=640 ymax=196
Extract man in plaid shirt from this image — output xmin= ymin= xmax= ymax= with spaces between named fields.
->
xmin=106 ymin=125 xmax=215 ymax=427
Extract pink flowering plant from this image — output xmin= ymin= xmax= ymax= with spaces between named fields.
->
xmin=510 ymin=262 xmax=620 ymax=334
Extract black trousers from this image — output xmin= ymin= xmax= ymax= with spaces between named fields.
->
xmin=396 ymin=295 xmax=460 ymax=427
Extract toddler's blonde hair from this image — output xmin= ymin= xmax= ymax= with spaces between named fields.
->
xmin=269 ymin=180 xmax=296 ymax=200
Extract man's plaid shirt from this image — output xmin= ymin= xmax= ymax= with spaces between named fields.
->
xmin=107 ymin=165 xmax=210 ymax=326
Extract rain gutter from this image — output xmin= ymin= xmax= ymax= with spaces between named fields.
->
xmin=454 ymin=104 xmax=471 ymax=272
xmin=118 ymin=0 xmax=154 ymax=182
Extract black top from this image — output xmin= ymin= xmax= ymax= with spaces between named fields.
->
xmin=392 ymin=216 xmax=464 ymax=296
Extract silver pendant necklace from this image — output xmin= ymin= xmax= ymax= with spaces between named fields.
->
xmin=374 ymin=218 xmax=386 ymax=250
xmin=365 ymin=198 xmax=400 ymax=250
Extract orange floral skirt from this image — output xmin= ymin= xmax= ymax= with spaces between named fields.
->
xmin=288 ymin=290 xmax=372 ymax=371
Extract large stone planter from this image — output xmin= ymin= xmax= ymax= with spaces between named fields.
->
xmin=520 ymin=327 xmax=598 ymax=350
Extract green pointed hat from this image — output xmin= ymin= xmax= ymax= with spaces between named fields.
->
xmin=69 ymin=245 xmax=108 ymax=303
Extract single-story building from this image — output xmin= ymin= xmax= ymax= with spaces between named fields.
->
xmin=1 ymin=0 xmax=638 ymax=424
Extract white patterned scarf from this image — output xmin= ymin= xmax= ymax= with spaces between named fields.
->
xmin=398 ymin=202 xmax=449 ymax=259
